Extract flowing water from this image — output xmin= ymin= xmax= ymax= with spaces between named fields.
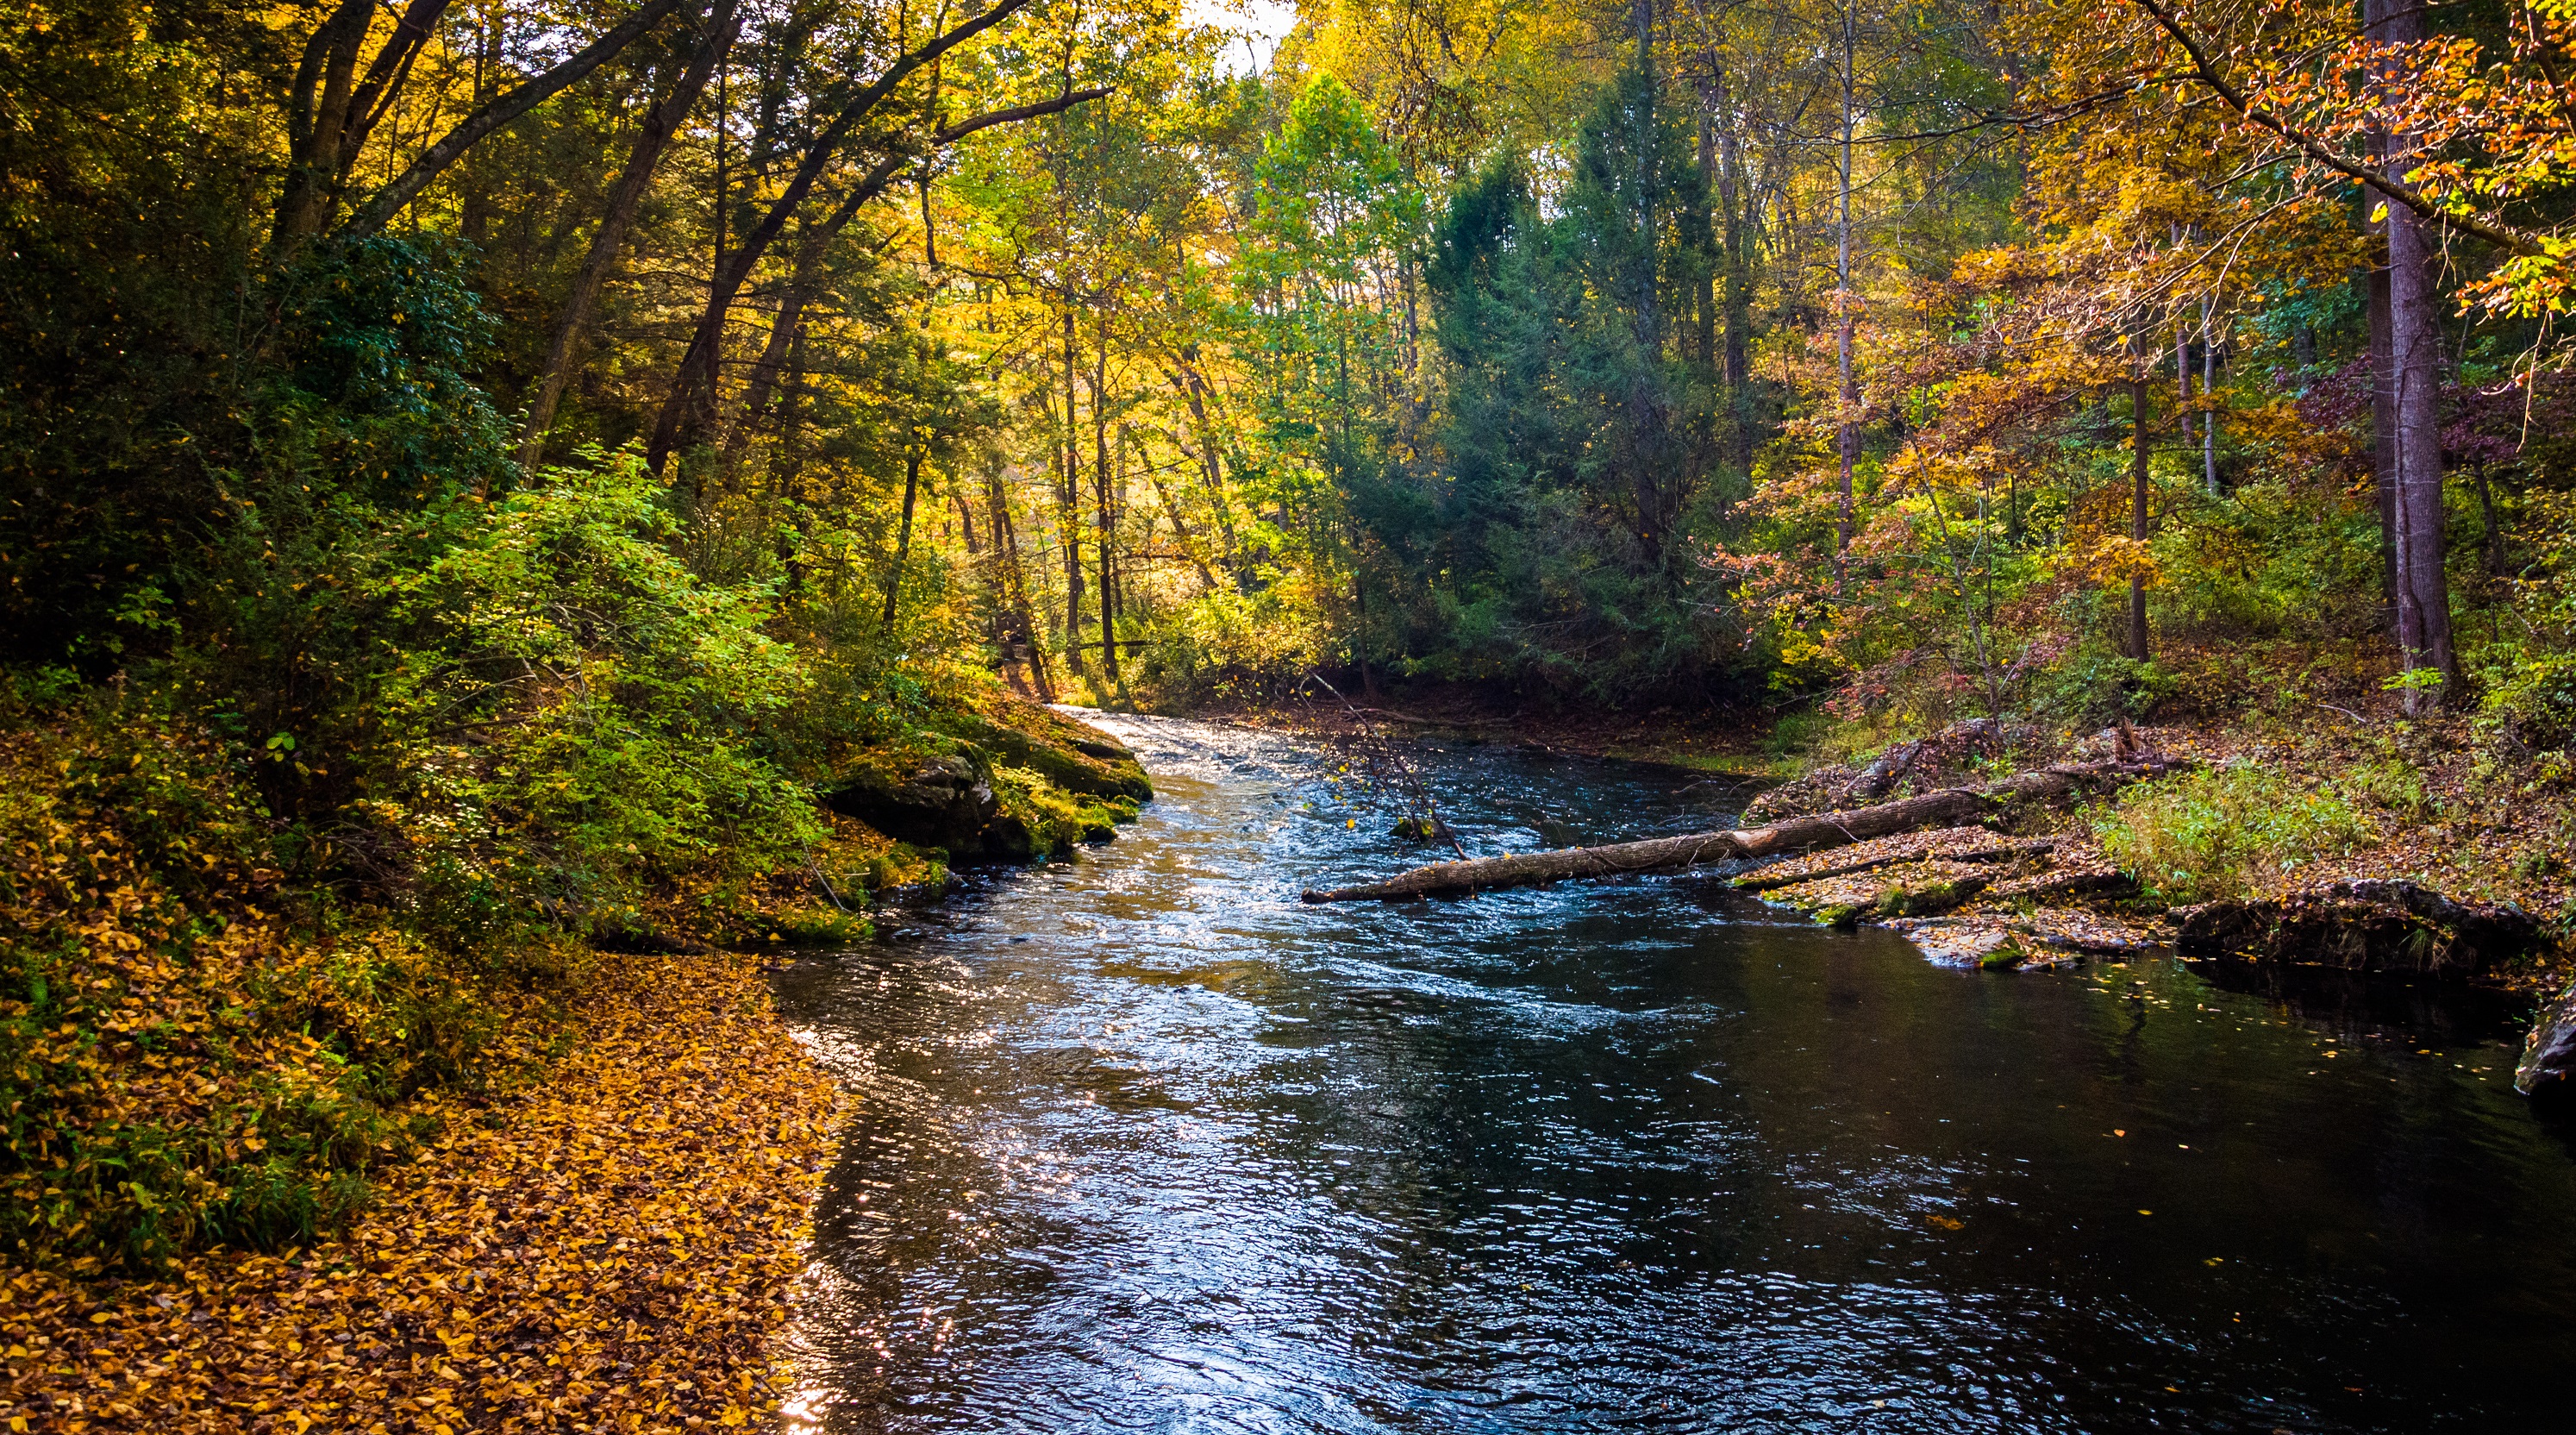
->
xmin=770 ymin=714 xmax=2576 ymax=1433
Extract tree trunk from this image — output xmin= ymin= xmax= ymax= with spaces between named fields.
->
xmin=1718 ymin=104 xmax=1751 ymax=471
xmin=2377 ymin=0 xmax=2457 ymax=712
xmin=990 ymin=467 xmax=1054 ymax=702
xmin=2175 ymin=318 xmax=2193 ymax=460
xmin=1091 ymin=321 xmax=1121 ymax=693
xmin=1059 ymin=304 xmax=1088 ymax=680
xmin=1834 ymin=9 xmax=1858 ymax=585
xmin=274 ymin=0 xmax=373 ymax=247
xmin=2129 ymin=369 xmax=2151 ymax=662
xmin=1302 ymin=759 xmax=2184 ymax=903
xmin=2202 ymin=301 xmax=2221 ymax=496
xmin=520 ymin=0 xmax=736 ymax=469
xmin=1695 ymin=94 xmax=1717 ymax=369
xmin=2368 ymin=261 xmax=2399 ymax=627
xmin=881 ymin=448 xmax=922 ymax=631
xmin=1163 ymin=359 xmax=1243 ymax=577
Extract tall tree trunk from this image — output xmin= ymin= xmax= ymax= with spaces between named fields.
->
xmin=2174 ymin=316 xmax=2192 ymax=458
xmin=275 ymin=0 xmax=373 ymax=247
xmin=2202 ymin=301 xmax=2221 ymax=497
xmin=276 ymin=0 xmax=459 ymax=247
xmin=520 ymin=0 xmax=736 ymax=469
xmin=1058 ymin=304 xmax=1088 ymax=681
xmin=1164 ymin=359 xmax=1243 ymax=577
xmin=1695 ymin=93 xmax=1716 ymax=369
xmin=2388 ymin=203 xmax=2456 ymax=711
xmin=882 ymin=448 xmax=922 ymax=632
xmin=2375 ymin=0 xmax=2457 ymax=711
xmin=2129 ymin=368 xmax=2152 ymax=662
xmin=1719 ymin=110 xmax=1751 ymax=470
xmin=1834 ymin=3 xmax=1858 ymax=587
xmin=1091 ymin=321 xmax=1122 ymax=696
xmin=2367 ymin=261 xmax=2399 ymax=628
xmin=989 ymin=468 xmax=1054 ymax=702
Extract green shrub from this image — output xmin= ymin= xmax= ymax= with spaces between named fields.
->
xmin=2477 ymin=646 xmax=2576 ymax=756
xmin=2033 ymin=644 xmax=2177 ymax=729
xmin=2096 ymin=762 xmax=2376 ymax=904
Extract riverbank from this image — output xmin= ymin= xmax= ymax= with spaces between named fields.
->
xmin=1 ymin=944 xmax=844 ymax=1432
xmin=0 ymin=686 xmax=1152 ymax=1431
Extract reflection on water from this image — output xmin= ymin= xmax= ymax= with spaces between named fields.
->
xmin=771 ymin=715 xmax=2576 ymax=1433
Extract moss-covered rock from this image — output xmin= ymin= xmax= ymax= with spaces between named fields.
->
xmin=820 ymin=698 xmax=1148 ymax=863
xmin=936 ymin=697 xmax=1152 ymax=802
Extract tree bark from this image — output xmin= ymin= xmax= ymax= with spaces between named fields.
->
xmin=276 ymin=0 xmax=457 ymax=247
xmin=2202 ymin=300 xmax=2221 ymax=496
xmin=1302 ymin=759 xmax=2183 ymax=903
xmin=274 ymin=0 xmax=375 ymax=248
xmin=989 ymin=467 xmax=1054 ymax=701
xmin=520 ymin=0 xmax=737 ymax=469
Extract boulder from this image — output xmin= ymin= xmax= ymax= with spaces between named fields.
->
xmin=2517 ymin=982 xmax=2576 ymax=1099
xmin=823 ymin=755 xmax=997 ymax=855
xmin=2172 ymin=880 xmax=2542 ymax=977
xmin=940 ymin=706 xmax=1152 ymax=802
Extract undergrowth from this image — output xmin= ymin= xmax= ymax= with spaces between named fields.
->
xmin=2095 ymin=762 xmax=2378 ymax=905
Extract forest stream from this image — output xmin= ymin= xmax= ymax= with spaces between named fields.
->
xmin=768 ymin=714 xmax=2576 ymax=1433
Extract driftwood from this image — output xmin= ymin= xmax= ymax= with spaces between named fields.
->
xmin=1299 ymin=759 xmax=2183 ymax=904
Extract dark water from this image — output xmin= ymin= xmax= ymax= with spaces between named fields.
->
xmin=770 ymin=714 xmax=2576 ymax=1433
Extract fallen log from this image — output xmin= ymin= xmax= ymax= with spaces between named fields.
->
xmin=1299 ymin=758 xmax=2184 ymax=903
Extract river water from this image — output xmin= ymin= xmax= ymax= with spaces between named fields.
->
xmin=770 ymin=714 xmax=2576 ymax=1433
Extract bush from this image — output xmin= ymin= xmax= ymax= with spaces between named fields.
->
xmin=0 ymin=716 xmax=581 ymax=1270
xmin=2033 ymin=643 xmax=2177 ymax=729
xmin=2477 ymin=645 xmax=2576 ymax=757
xmin=2096 ymin=762 xmax=2376 ymax=904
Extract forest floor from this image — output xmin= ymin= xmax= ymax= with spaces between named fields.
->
xmin=1197 ymin=680 xmax=2576 ymax=998
xmin=1 ymin=945 xmax=846 ymax=1433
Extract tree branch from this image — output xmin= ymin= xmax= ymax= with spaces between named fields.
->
xmin=341 ymin=0 xmax=696 ymax=237
xmin=2124 ymin=0 xmax=2548 ymax=258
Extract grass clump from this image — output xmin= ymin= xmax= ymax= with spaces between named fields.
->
xmin=2096 ymin=763 xmax=2376 ymax=905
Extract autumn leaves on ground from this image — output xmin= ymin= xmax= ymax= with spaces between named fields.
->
xmin=3 ymin=949 xmax=842 ymax=1433
xmin=0 ymin=717 xmax=840 ymax=1433
xmin=0 ymin=683 xmax=1140 ymax=1432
